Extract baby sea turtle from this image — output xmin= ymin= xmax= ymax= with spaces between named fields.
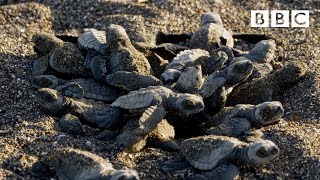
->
xmin=32 ymin=33 xmax=89 ymax=77
xmin=227 ymin=61 xmax=308 ymax=105
xmin=241 ymin=39 xmax=276 ymax=64
xmin=163 ymin=135 xmax=279 ymax=179
xmin=199 ymin=60 xmax=254 ymax=114
xmin=160 ymin=49 xmax=228 ymax=84
xmin=112 ymin=119 xmax=179 ymax=152
xmin=31 ymin=148 xmax=139 ymax=179
xmin=35 ymin=88 xmax=121 ymax=130
xmin=204 ymin=101 xmax=284 ymax=138
xmin=110 ymin=86 xmax=204 ymax=152
xmin=189 ymin=12 xmax=234 ymax=52
xmin=78 ymin=24 xmax=152 ymax=81
xmin=33 ymin=75 xmax=122 ymax=102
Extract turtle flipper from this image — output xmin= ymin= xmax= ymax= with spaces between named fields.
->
xmin=187 ymin=164 xmax=239 ymax=180
xmin=116 ymin=105 xmax=166 ymax=152
xmin=111 ymin=90 xmax=162 ymax=109
xmin=106 ymin=71 xmax=162 ymax=92
xmin=162 ymin=157 xmax=190 ymax=173
xmin=32 ymin=55 xmax=50 ymax=77
xmin=197 ymin=51 xmax=228 ymax=75
xmin=204 ymin=86 xmax=227 ymax=115
xmin=205 ymin=118 xmax=251 ymax=138
xmin=200 ymin=76 xmax=226 ymax=98
xmin=153 ymin=139 xmax=180 ymax=152
xmin=59 ymin=113 xmax=85 ymax=135
xmin=90 ymin=55 xmax=107 ymax=81
xmin=59 ymin=83 xmax=85 ymax=99
xmin=97 ymin=129 xmax=119 ymax=141
xmin=239 ymin=129 xmax=264 ymax=143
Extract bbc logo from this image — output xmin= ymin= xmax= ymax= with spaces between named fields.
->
xmin=251 ymin=10 xmax=309 ymax=27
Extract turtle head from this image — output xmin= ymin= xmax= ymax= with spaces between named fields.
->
xmin=277 ymin=61 xmax=308 ymax=85
xmin=253 ymin=101 xmax=284 ymax=126
xmin=247 ymin=39 xmax=276 ymax=63
xmin=160 ymin=69 xmax=182 ymax=85
xmin=175 ymin=65 xmax=203 ymax=93
xmin=32 ymin=33 xmax=63 ymax=55
xmin=109 ymin=169 xmax=139 ymax=180
xmin=246 ymin=140 xmax=279 ymax=165
xmin=35 ymin=88 xmax=65 ymax=114
xmin=175 ymin=94 xmax=204 ymax=115
xmin=201 ymin=12 xmax=223 ymax=26
xmin=32 ymin=75 xmax=59 ymax=89
xmin=227 ymin=60 xmax=253 ymax=84
xmin=106 ymin=24 xmax=131 ymax=46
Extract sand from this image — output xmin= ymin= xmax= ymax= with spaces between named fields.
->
xmin=0 ymin=0 xmax=319 ymax=179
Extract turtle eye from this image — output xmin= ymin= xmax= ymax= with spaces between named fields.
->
xmin=256 ymin=147 xmax=269 ymax=158
xmin=260 ymin=105 xmax=274 ymax=120
xmin=184 ymin=99 xmax=196 ymax=110
xmin=39 ymin=78 xmax=51 ymax=87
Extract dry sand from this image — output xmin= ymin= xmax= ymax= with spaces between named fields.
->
xmin=0 ymin=0 xmax=319 ymax=179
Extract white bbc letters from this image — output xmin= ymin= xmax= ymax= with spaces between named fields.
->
xmin=251 ymin=10 xmax=309 ymax=28
xmin=291 ymin=10 xmax=309 ymax=27
xmin=251 ymin=10 xmax=269 ymax=27
xmin=271 ymin=10 xmax=289 ymax=27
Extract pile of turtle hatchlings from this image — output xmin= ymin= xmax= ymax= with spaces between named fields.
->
xmin=30 ymin=12 xmax=308 ymax=179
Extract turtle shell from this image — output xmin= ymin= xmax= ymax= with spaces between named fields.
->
xmin=181 ymin=135 xmax=242 ymax=170
xmin=189 ymin=23 xmax=234 ymax=52
xmin=78 ymin=28 xmax=107 ymax=54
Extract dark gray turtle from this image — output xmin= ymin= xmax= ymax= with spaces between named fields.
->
xmin=77 ymin=29 xmax=108 ymax=80
xmin=31 ymin=148 xmax=139 ymax=180
xmin=172 ymin=59 xmax=253 ymax=115
xmin=241 ymin=39 xmax=276 ymax=64
xmin=163 ymin=135 xmax=279 ymax=180
xmin=112 ymin=119 xmax=179 ymax=152
xmin=199 ymin=60 xmax=254 ymax=114
xmin=78 ymin=24 xmax=152 ymax=81
xmin=35 ymin=88 xmax=121 ymax=130
xmin=204 ymin=101 xmax=284 ymax=138
xmin=32 ymin=75 xmax=122 ymax=102
xmin=106 ymin=71 xmax=163 ymax=92
xmin=32 ymin=33 xmax=90 ymax=77
xmin=182 ymin=136 xmax=279 ymax=179
xmin=227 ymin=61 xmax=308 ymax=105
xmin=110 ymin=86 xmax=204 ymax=152
xmin=189 ymin=12 xmax=234 ymax=52
xmin=160 ymin=49 xmax=228 ymax=84
xmin=160 ymin=49 xmax=210 ymax=84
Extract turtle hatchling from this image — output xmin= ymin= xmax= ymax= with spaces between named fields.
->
xmin=32 ymin=33 xmax=90 ymax=77
xmin=78 ymin=24 xmax=152 ymax=81
xmin=199 ymin=59 xmax=254 ymax=114
xmin=160 ymin=49 xmax=228 ymax=84
xmin=227 ymin=61 xmax=308 ymax=105
xmin=111 ymin=85 xmax=204 ymax=152
xmin=33 ymin=75 xmax=122 ymax=102
xmin=163 ymin=135 xmax=279 ymax=179
xmin=189 ymin=12 xmax=234 ymax=52
xmin=35 ymin=88 xmax=121 ymax=130
xmin=31 ymin=148 xmax=139 ymax=180
xmin=204 ymin=101 xmax=284 ymax=138
xmin=113 ymin=119 xmax=179 ymax=152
